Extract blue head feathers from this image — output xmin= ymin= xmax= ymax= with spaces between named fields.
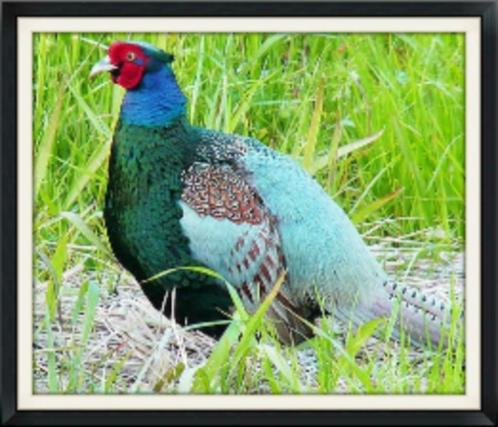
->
xmin=94 ymin=40 xmax=186 ymax=127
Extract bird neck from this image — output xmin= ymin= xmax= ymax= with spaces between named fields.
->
xmin=119 ymin=66 xmax=187 ymax=127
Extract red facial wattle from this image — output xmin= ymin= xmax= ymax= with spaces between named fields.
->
xmin=108 ymin=42 xmax=148 ymax=90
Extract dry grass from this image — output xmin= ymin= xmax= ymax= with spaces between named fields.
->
xmin=33 ymin=225 xmax=464 ymax=394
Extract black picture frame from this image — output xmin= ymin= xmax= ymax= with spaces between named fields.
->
xmin=2 ymin=1 xmax=497 ymax=425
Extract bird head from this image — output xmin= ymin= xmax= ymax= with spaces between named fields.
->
xmin=90 ymin=41 xmax=175 ymax=90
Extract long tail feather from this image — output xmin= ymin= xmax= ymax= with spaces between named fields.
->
xmin=335 ymin=279 xmax=451 ymax=348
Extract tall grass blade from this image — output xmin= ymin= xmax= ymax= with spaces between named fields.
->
xmin=351 ymin=187 xmax=404 ymax=224
xmin=60 ymin=211 xmax=112 ymax=257
xmin=64 ymin=138 xmax=111 ymax=208
xmin=310 ymin=128 xmax=384 ymax=175
xmin=68 ymin=84 xmax=111 ymax=138
xmin=303 ymin=78 xmax=324 ymax=171
xmin=35 ymin=83 xmax=65 ymax=196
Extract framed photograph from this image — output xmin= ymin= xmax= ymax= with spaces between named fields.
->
xmin=2 ymin=1 xmax=497 ymax=425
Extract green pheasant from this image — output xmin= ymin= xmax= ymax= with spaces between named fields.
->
xmin=91 ymin=40 xmax=452 ymax=346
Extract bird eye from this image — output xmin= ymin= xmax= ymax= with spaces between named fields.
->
xmin=126 ymin=52 xmax=136 ymax=62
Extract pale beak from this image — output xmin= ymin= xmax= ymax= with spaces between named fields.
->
xmin=89 ymin=56 xmax=118 ymax=78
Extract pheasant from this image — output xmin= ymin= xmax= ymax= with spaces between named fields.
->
xmin=91 ymin=40 xmax=452 ymax=347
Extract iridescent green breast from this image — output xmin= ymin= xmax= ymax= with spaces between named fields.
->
xmin=104 ymin=120 xmax=231 ymax=333
xmin=105 ymin=120 xmax=189 ymax=280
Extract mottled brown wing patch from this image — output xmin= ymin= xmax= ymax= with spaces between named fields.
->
xmin=181 ymin=161 xmax=313 ymax=344
xmin=181 ymin=162 xmax=264 ymax=225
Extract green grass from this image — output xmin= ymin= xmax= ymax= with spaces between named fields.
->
xmin=33 ymin=33 xmax=465 ymax=394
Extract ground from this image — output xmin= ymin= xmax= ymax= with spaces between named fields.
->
xmin=33 ymin=223 xmax=464 ymax=394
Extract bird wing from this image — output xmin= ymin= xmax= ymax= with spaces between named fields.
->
xmin=178 ymin=160 xmax=312 ymax=343
xmin=193 ymin=128 xmax=387 ymax=303
xmin=191 ymin=129 xmax=452 ymax=348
